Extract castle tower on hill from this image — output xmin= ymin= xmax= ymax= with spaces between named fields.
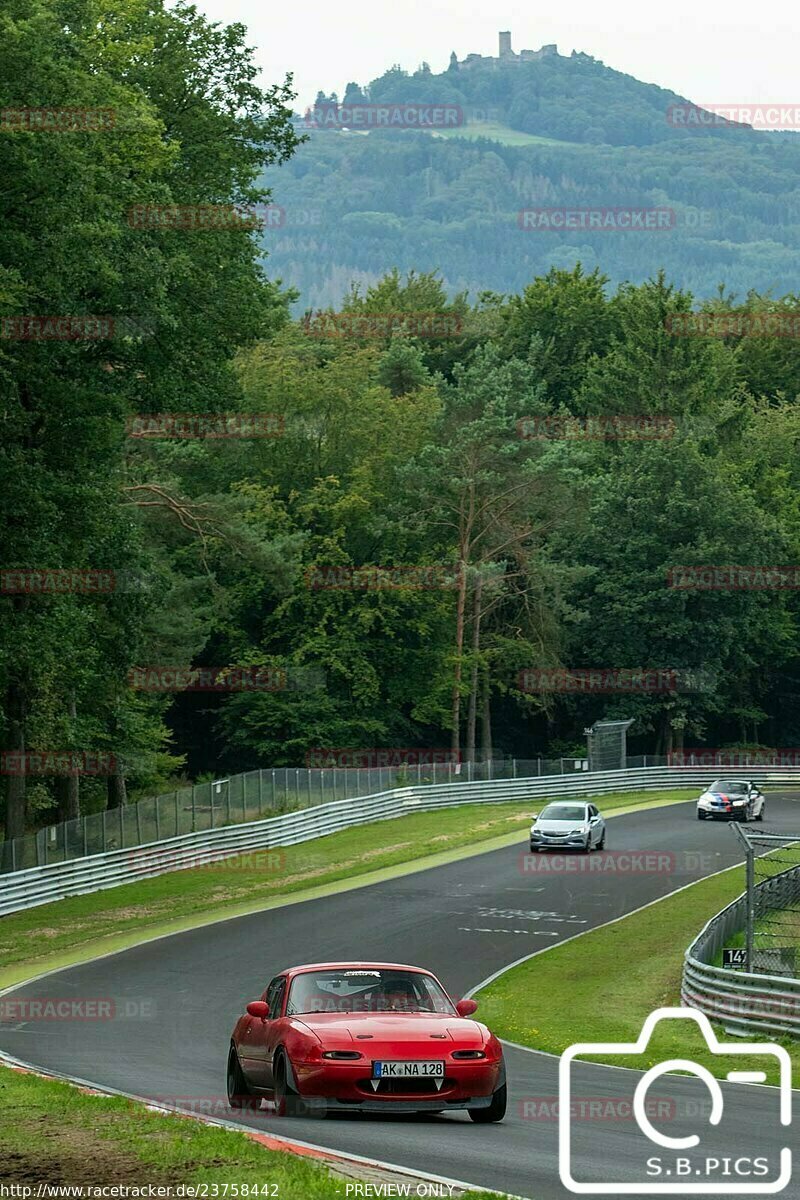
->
xmin=453 ymin=31 xmax=559 ymax=70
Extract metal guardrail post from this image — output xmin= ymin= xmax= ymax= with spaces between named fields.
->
xmin=745 ymin=840 xmax=755 ymax=972
xmin=730 ymin=822 xmax=755 ymax=972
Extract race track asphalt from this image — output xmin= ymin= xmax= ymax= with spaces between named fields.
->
xmin=1 ymin=796 xmax=798 ymax=1199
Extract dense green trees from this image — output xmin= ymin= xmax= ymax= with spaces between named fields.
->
xmin=3 ymin=5 xmax=800 ymax=843
xmin=0 ymin=0 xmax=299 ymax=838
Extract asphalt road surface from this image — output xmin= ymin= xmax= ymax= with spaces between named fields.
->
xmin=1 ymin=796 xmax=798 ymax=1199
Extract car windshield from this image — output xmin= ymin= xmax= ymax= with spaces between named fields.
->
xmin=538 ymin=804 xmax=587 ymax=821
xmin=285 ymin=968 xmax=455 ymax=1015
xmin=709 ymin=780 xmax=748 ymax=794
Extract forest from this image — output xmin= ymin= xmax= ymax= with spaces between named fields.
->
xmin=2 ymin=0 xmax=800 ymax=844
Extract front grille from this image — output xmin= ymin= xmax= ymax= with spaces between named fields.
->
xmin=358 ymin=1077 xmax=453 ymax=1095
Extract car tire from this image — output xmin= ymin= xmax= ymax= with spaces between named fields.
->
xmin=469 ymin=1083 xmax=507 ymax=1123
xmin=598 ymin=830 xmax=606 ymax=849
xmin=274 ymin=1051 xmax=303 ymax=1117
xmin=227 ymin=1045 xmax=255 ymax=1110
xmin=697 ymin=811 xmax=705 ymax=820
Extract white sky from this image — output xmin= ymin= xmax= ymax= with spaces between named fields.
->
xmin=194 ymin=0 xmax=796 ymax=111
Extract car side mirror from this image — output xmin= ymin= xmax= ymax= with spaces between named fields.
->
xmin=456 ymin=998 xmax=478 ymax=1016
xmin=246 ymin=1001 xmax=270 ymax=1021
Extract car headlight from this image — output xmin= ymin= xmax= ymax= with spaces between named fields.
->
xmin=531 ymin=830 xmax=542 ymax=838
xmin=570 ymin=828 xmax=584 ymax=835
xmin=732 ymin=799 xmax=746 ymax=806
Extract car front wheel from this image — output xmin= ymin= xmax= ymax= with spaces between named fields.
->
xmin=469 ymin=1083 xmax=507 ymax=1123
xmin=274 ymin=1051 xmax=303 ymax=1116
xmin=227 ymin=1045 xmax=255 ymax=1109
xmin=697 ymin=810 xmax=705 ymax=820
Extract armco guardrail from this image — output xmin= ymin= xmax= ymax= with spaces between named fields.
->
xmin=3 ymin=765 xmax=800 ymax=918
xmin=1 ymin=756 xmax=601 ymax=874
xmin=681 ymin=864 xmax=800 ymax=1038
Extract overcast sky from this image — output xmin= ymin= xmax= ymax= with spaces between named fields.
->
xmin=193 ymin=0 xmax=796 ymax=112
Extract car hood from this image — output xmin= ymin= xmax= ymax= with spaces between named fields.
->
xmin=291 ymin=1012 xmax=486 ymax=1047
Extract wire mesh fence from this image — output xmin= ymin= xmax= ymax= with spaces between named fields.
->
xmin=732 ymin=824 xmax=800 ymax=977
xmin=2 ymin=753 xmax=640 ymax=875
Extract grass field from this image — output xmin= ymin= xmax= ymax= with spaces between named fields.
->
xmin=476 ymin=864 xmax=800 ymax=1084
xmin=429 ymin=121 xmax=575 ymax=147
xmin=0 ymin=1067 xmax=498 ymax=1198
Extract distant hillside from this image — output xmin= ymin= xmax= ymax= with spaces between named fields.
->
xmin=258 ymin=48 xmax=800 ymax=309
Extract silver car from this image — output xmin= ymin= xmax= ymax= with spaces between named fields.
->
xmin=529 ymin=801 xmax=606 ymax=853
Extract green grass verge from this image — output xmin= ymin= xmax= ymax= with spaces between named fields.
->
xmin=477 ymin=865 xmax=800 ymax=1085
xmin=0 ymin=1066 xmax=497 ymax=1197
xmin=0 ymin=790 xmax=694 ymax=991
xmin=430 ymin=121 xmax=574 ymax=147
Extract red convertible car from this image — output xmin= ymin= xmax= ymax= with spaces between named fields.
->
xmin=226 ymin=961 xmax=506 ymax=1121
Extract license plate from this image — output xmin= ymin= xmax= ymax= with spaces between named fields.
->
xmin=373 ymin=1060 xmax=445 ymax=1078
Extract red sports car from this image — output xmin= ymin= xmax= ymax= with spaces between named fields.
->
xmin=226 ymin=961 xmax=506 ymax=1121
